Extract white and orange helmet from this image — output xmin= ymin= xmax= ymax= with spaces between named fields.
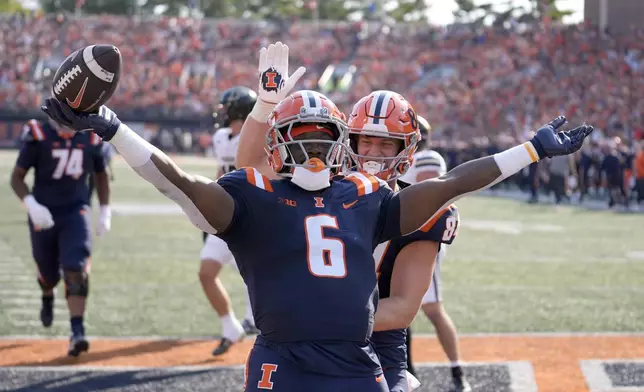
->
xmin=266 ymin=90 xmax=350 ymax=179
xmin=347 ymin=90 xmax=421 ymax=181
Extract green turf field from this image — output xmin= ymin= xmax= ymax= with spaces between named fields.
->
xmin=0 ymin=150 xmax=642 ymax=337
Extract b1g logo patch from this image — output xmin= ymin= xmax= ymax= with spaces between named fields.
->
xmin=261 ymin=67 xmax=283 ymax=92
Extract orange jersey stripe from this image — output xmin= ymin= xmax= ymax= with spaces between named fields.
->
xmin=29 ymin=120 xmax=45 ymax=140
xmin=262 ymin=176 xmax=274 ymax=192
xmin=346 ymin=175 xmax=366 ymax=196
xmin=367 ymin=174 xmax=380 ymax=192
xmin=244 ymin=168 xmax=257 ymax=187
xmin=419 ymin=204 xmax=455 ymax=232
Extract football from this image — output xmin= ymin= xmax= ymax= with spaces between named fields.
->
xmin=52 ymin=44 xmax=121 ymax=113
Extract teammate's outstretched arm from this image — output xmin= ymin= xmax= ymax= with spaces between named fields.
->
xmin=41 ymin=99 xmax=233 ymax=234
xmin=235 ymin=41 xmax=305 ymax=174
xmin=397 ymin=117 xmax=594 ymax=234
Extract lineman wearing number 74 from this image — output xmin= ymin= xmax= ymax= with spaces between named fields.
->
xmin=10 ymin=117 xmax=111 ymax=358
xmin=41 ymin=43 xmax=592 ymax=391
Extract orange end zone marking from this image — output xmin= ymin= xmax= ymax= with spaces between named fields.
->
xmin=2 ymin=336 xmax=644 ymax=392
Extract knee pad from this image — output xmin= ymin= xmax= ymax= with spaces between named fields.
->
xmin=63 ymin=270 xmax=89 ymax=298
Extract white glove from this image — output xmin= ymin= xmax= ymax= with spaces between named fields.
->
xmin=249 ymin=41 xmax=306 ymax=122
xmin=23 ymin=195 xmax=54 ymax=230
xmin=96 ymin=205 xmax=111 ymax=237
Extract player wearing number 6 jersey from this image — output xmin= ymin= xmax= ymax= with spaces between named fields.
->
xmin=9 ymin=118 xmax=111 ymax=357
xmin=41 ymin=40 xmax=592 ymax=391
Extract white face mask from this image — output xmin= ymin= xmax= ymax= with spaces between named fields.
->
xmin=290 ymin=166 xmax=331 ymax=191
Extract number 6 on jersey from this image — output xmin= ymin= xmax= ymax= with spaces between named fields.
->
xmin=305 ymin=215 xmax=347 ymax=278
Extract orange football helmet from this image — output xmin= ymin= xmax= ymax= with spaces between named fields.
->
xmin=266 ymin=90 xmax=350 ymax=178
xmin=347 ymin=90 xmax=421 ymax=181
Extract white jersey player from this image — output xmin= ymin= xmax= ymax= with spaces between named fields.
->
xmin=198 ymin=86 xmax=260 ymax=356
xmin=402 ymin=149 xmax=450 ymax=304
xmin=211 ymin=126 xmax=240 ymax=175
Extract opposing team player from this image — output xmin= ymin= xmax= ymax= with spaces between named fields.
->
xmin=9 ymin=118 xmax=111 ymax=357
xmin=199 ymin=86 xmax=259 ymax=356
xmin=42 ymin=40 xmax=591 ymax=390
xmin=399 ymin=117 xmax=471 ymax=391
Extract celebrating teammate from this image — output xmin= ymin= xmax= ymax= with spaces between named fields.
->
xmin=399 ymin=118 xmax=470 ymax=391
xmin=342 ymin=93 xmax=466 ymax=392
xmin=41 ymin=40 xmax=591 ymax=391
xmin=9 ymin=118 xmax=111 ymax=357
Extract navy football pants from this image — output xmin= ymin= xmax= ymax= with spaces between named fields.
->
xmin=28 ymin=206 xmax=92 ymax=288
xmin=244 ymin=342 xmax=389 ymax=392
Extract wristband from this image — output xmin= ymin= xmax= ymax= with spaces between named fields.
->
xmin=110 ymin=124 xmax=155 ymax=168
xmin=249 ymin=99 xmax=277 ymax=123
xmin=493 ymin=142 xmax=539 ymax=179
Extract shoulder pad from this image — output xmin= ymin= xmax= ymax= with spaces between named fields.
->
xmin=21 ymin=120 xmax=46 ymax=142
xmin=418 ymin=204 xmax=459 ymax=243
xmin=219 ymin=167 xmax=274 ymax=192
xmin=345 ymin=172 xmax=388 ymax=196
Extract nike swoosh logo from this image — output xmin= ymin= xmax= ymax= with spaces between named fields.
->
xmin=66 ymin=77 xmax=89 ymax=109
xmin=343 ymin=200 xmax=358 ymax=209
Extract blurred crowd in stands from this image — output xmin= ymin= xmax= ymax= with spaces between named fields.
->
xmin=1 ymin=11 xmax=643 ymax=207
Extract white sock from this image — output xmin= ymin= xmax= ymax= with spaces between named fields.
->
xmin=450 ymin=361 xmax=461 ymax=368
xmin=221 ymin=311 xmax=244 ymax=341
xmin=244 ymin=292 xmax=254 ymax=324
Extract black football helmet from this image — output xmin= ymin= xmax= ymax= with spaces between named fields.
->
xmin=417 ymin=115 xmax=431 ymax=149
xmin=213 ymin=86 xmax=258 ymax=128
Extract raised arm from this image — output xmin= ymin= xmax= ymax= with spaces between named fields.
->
xmin=41 ymin=99 xmax=233 ymax=234
xmin=398 ymin=117 xmax=593 ymax=235
xmin=236 ymin=115 xmax=274 ymax=176
xmin=235 ymin=41 xmax=305 ymax=176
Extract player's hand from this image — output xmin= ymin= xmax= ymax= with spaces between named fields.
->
xmin=23 ymin=195 xmax=54 ymax=230
xmin=41 ymin=98 xmax=122 ymax=141
xmin=96 ymin=205 xmax=111 ymax=237
xmin=257 ymin=41 xmax=306 ymax=105
xmin=530 ymin=116 xmax=594 ymax=159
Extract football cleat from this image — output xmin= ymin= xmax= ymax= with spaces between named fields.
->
xmin=450 ymin=376 xmax=472 ymax=392
xmin=67 ymin=334 xmax=89 ymax=357
xmin=40 ymin=302 xmax=53 ymax=328
xmin=211 ymin=331 xmax=247 ymax=357
xmin=242 ymin=319 xmax=260 ymax=335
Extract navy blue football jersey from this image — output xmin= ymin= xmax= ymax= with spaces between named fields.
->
xmin=371 ymin=182 xmax=460 ymax=369
xmin=216 ymin=168 xmax=401 ymax=376
xmin=15 ymin=120 xmax=105 ymax=215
